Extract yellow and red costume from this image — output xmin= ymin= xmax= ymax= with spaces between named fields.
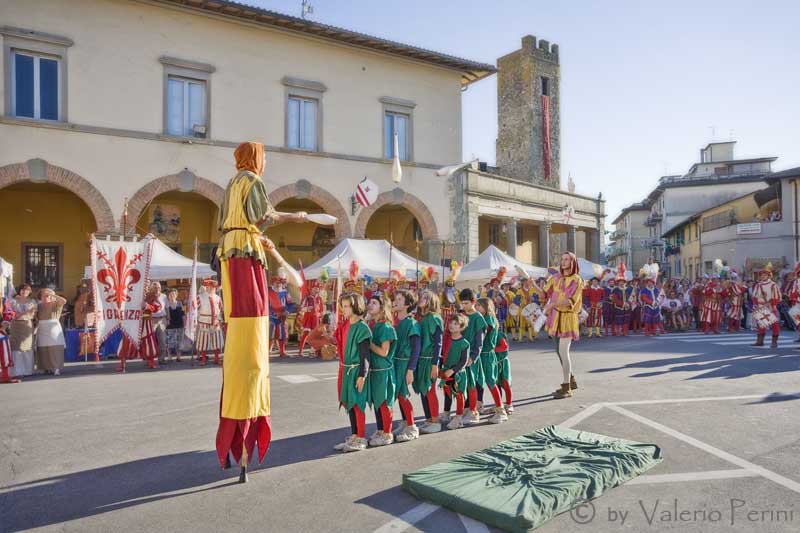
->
xmin=215 ymin=142 xmax=274 ymax=468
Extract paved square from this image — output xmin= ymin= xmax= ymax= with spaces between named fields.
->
xmin=2 ymin=331 xmax=798 ymax=532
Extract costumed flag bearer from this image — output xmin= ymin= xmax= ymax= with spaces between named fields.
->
xmin=391 ymin=289 xmax=422 ymax=442
xmin=751 ymin=263 xmax=781 ymax=348
xmin=639 ymin=264 xmax=662 ymax=336
xmin=215 ymin=141 xmax=308 ymax=481
xmin=414 ymin=289 xmax=444 ymax=434
xmin=196 ymin=278 xmax=224 ymax=366
xmin=543 ymin=252 xmax=584 ymax=399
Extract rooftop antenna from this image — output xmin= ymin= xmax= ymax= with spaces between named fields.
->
xmin=301 ymin=0 xmax=314 ymax=19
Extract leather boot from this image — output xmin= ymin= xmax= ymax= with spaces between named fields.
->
xmin=771 ymin=335 xmax=779 ymax=348
xmin=752 ymin=334 xmax=764 ymax=347
xmin=570 ymin=374 xmax=578 ymax=390
xmin=553 ymin=383 xmax=572 ymax=399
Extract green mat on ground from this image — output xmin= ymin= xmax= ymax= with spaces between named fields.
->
xmin=402 ymin=425 xmax=662 ymax=532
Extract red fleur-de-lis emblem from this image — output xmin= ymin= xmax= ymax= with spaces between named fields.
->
xmin=96 ymin=247 xmax=143 ymax=309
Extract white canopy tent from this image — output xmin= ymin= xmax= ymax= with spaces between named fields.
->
xmin=85 ymin=238 xmax=215 ymax=281
xmin=459 ymin=245 xmax=548 ymax=282
xmin=303 ymin=239 xmax=444 ymax=280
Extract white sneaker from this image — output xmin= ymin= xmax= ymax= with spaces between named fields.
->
xmin=488 ymin=406 xmax=509 ymax=424
xmin=461 ymin=410 xmax=480 ymax=426
xmin=343 ymin=436 xmax=367 ymax=452
xmin=419 ymin=421 xmax=442 ymax=434
xmin=505 ymin=404 xmax=514 ymax=415
xmin=368 ymin=429 xmax=380 ymax=441
xmin=438 ymin=412 xmax=451 ymax=426
xmin=447 ymin=416 xmax=463 ymax=430
xmin=369 ymin=431 xmax=394 ymax=447
xmin=476 ymin=400 xmax=484 ymax=413
xmin=392 ymin=421 xmax=408 ymax=436
xmin=53 ymin=369 xmax=61 ymax=376
xmin=479 ymin=403 xmax=494 ymax=415
xmin=395 ymin=425 xmax=420 ymax=443
xmin=333 ymin=435 xmax=354 ymax=451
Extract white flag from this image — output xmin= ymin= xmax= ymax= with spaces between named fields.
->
xmin=184 ymin=240 xmax=199 ymax=341
xmin=91 ymin=235 xmax=154 ymax=346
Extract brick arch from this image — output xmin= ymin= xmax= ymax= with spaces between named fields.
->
xmin=268 ymin=180 xmax=352 ymax=239
xmin=126 ymin=173 xmax=225 ymax=233
xmin=354 ymin=189 xmax=439 ymax=241
xmin=0 ymin=160 xmax=115 ymax=232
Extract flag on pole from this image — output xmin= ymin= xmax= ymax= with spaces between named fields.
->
xmin=184 ymin=238 xmax=199 ymax=342
xmin=355 ymin=177 xmax=379 ymax=208
xmin=392 ymin=132 xmax=403 ymax=184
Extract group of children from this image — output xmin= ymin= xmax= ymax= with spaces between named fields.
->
xmin=334 ymin=287 xmax=514 ymax=453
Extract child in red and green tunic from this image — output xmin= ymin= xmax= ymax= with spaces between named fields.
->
xmin=458 ymin=288 xmax=486 ymax=426
xmin=367 ymin=295 xmax=397 ymax=447
xmin=495 ymin=329 xmax=513 ymax=413
xmin=439 ymin=313 xmax=470 ymax=430
xmin=476 ymin=297 xmax=508 ymax=424
xmin=414 ymin=290 xmax=444 ymax=433
xmin=334 ymin=293 xmax=372 ymax=453
xmin=392 ymin=290 xmax=422 ymax=442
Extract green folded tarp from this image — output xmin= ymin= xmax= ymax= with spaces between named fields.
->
xmin=402 ymin=425 xmax=662 ymax=532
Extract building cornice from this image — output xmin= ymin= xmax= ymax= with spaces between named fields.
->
xmin=0 ymin=115 xmax=442 ymax=169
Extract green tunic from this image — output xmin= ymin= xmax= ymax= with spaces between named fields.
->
xmin=495 ymin=330 xmax=512 ymax=385
xmin=438 ymin=336 xmax=469 ymax=393
xmin=339 ymin=320 xmax=372 ymax=411
xmin=413 ymin=313 xmax=444 ymax=395
xmin=480 ymin=314 xmax=500 ymax=387
xmin=463 ymin=311 xmax=487 ymax=390
xmin=369 ymin=321 xmax=397 ymax=407
xmin=393 ymin=315 xmax=421 ymax=399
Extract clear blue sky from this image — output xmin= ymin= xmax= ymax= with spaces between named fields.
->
xmin=248 ymin=0 xmax=799 ymax=223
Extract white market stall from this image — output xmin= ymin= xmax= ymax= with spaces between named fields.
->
xmin=459 ymin=245 xmax=548 ymax=282
xmin=85 ymin=238 xmax=215 ymax=281
xmin=303 ymin=239 xmax=444 ymax=280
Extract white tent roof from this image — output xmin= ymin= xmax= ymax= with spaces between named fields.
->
xmin=303 ymin=239 xmax=443 ymax=280
xmin=460 ymin=245 xmax=548 ymax=282
xmin=85 ymin=238 xmax=215 ymax=281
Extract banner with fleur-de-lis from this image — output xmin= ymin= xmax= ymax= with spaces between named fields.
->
xmin=90 ymin=235 xmax=154 ymax=346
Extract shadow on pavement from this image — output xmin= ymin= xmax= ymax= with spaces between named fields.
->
xmin=0 ymin=450 xmax=236 ymax=532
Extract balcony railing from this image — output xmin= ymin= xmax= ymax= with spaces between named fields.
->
xmin=610 ymin=228 xmax=628 ymax=240
xmin=606 ymin=246 xmax=628 ymax=257
xmin=642 ymin=238 xmax=665 ymax=248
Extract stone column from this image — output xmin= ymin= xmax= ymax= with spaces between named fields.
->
xmin=506 ymin=218 xmax=518 ymax=258
xmin=538 ymin=222 xmax=551 ymax=266
xmin=567 ymin=226 xmax=577 ymax=254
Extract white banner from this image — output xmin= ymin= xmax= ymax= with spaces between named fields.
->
xmin=91 ymin=235 xmax=154 ymax=346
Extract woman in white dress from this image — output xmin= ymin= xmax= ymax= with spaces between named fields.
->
xmin=10 ymin=284 xmax=37 ymax=377
xmin=35 ymin=288 xmax=67 ymax=376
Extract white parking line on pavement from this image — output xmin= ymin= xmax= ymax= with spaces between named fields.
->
xmin=372 ymin=502 xmax=440 ymax=533
xmin=276 ymin=374 xmax=320 ymax=384
xmin=560 ymin=402 xmax=606 ymax=429
xmin=606 ymin=404 xmax=800 ymax=495
xmin=459 ymin=513 xmax=490 ymax=533
xmin=626 ymin=469 xmax=759 ymax=485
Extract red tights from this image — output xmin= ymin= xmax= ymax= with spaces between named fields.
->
xmin=348 ymin=406 xmax=365 ymax=437
xmin=501 ymin=380 xmax=513 ymax=405
xmin=397 ymin=395 xmax=415 ymax=426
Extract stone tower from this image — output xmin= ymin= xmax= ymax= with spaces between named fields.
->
xmin=495 ymin=35 xmax=561 ymax=188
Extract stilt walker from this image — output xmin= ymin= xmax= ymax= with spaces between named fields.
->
xmin=215 ymin=142 xmax=307 ymax=481
xmin=751 ymin=263 xmax=781 ymax=348
xmin=544 ymin=252 xmax=584 ymax=399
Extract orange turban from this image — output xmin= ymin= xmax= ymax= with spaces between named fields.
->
xmin=234 ymin=142 xmax=265 ymax=175
xmin=561 ymin=251 xmax=579 ymax=277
